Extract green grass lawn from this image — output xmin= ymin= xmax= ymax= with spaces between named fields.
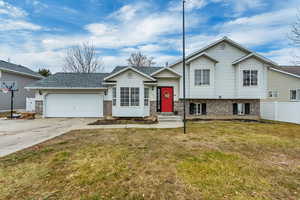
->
xmin=0 ymin=121 xmax=299 ymax=200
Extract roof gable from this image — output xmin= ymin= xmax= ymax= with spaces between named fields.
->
xmin=232 ymin=53 xmax=277 ymax=66
xmin=170 ymin=36 xmax=252 ymax=67
xmin=150 ymin=67 xmax=181 ymax=78
xmin=104 ymin=66 xmax=159 ymax=81
xmin=186 ymin=52 xmax=218 ymax=64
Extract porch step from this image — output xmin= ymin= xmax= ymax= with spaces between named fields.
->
xmin=157 ymin=112 xmax=175 ymax=116
xmin=158 ymin=115 xmax=182 ymax=122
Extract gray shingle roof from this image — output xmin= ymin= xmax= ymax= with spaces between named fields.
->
xmin=278 ymin=66 xmax=300 ymax=76
xmin=27 ymin=73 xmax=109 ymax=88
xmin=0 ymin=60 xmax=42 ymax=79
xmin=110 ymin=66 xmax=163 ymax=76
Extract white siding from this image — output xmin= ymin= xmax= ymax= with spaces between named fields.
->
xmin=172 ymin=41 xmax=268 ymax=99
xmin=172 ymin=63 xmax=190 ymax=98
xmin=236 ymin=58 xmax=268 ymax=99
xmin=206 ymin=42 xmax=247 ymax=98
xmin=110 ymin=70 xmax=151 ymax=117
xmin=189 ymin=57 xmax=215 ymax=98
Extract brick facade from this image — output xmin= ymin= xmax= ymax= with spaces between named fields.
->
xmin=180 ymin=99 xmax=260 ymax=117
xmin=35 ymin=100 xmax=43 ymax=115
xmin=150 ymin=99 xmax=260 ymax=117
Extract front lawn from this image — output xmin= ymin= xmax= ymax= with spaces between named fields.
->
xmin=0 ymin=121 xmax=299 ymax=200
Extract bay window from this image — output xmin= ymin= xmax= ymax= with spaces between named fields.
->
xmin=120 ymin=87 xmax=140 ymax=106
xmin=144 ymin=88 xmax=149 ymax=106
xmin=112 ymin=87 xmax=117 ymax=106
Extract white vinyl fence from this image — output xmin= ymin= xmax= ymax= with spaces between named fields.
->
xmin=26 ymin=98 xmax=35 ymax=112
xmin=260 ymin=102 xmax=300 ymax=124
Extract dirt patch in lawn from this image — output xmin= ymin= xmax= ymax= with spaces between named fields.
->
xmin=0 ymin=121 xmax=299 ymax=200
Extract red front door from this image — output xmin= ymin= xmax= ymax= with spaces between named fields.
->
xmin=161 ymin=87 xmax=173 ymax=112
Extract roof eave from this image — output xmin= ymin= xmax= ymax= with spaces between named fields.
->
xmin=25 ymin=87 xmax=107 ymax=90
xmin=269 ymin=67 xmax=300 ymax=79
xmin=104 ymin=66 xmax=156 ymax=81
xmin=0 ymin=67 xmax=43 ymax=79
xmin=150 ymin=67 xmax=182 ymax=77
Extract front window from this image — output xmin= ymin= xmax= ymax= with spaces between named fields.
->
xmin=233 ymin=103 xmax=250 ymax=115
xmin=290 ymin=89 xmax=300 ymax=101
xmin=195 ymin=69 xmax=210 ymax=86
xmin=112 ymin=87 xmax=117 ymax=106
xmin=120 ymin=87 xmax=140 ymax=106
xmin=144 ymin=88 xmax=149 ymax=106
xmin=243 ymin=70 xmax=258 ymax=86
xmin=130 ymin=88 xmax=140 ymax=106
xmin=120 ymin=87 xmax=130 ymax=106
xmin=190 ymin=103 xmax=207 ymax=115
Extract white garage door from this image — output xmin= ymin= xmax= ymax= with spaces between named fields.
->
xmin=45 ymin=93 xmax=103 ymax=117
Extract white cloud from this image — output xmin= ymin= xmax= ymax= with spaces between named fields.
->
xmin=169 ymin=0 xmax=208 ymax=12
xmin=110 ymin=4 xmax=140 ymax=21
xmin=261 ymin=47 xmax=300 ymax=65
xmin=0 ymin=19 xmax=42 ymax=31
xmin=0 ymin=0 xmax=27 ymax=18
xmin=211 ymin=0 xmax=266 ymax=15
xmin=217 ymin=8 xmax=298 ymax=47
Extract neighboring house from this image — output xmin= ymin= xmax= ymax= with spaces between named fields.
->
xmin=25 ymin=37 xmax=299 ymax=119
xmin=0 ymin=60 xmax=43 ymax=111
xmin=265 ymin=66 xmax=300 ymax=102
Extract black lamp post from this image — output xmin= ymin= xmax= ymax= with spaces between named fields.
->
xmin=182 ymin=0 xmax=187 ymax=134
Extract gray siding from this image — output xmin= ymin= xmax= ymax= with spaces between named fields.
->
xmin=0 ymin=71 xmax=40 ymax=110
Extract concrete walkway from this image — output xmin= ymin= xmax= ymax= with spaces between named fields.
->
xmin=0 ymin=118 xmax=183 ymax=157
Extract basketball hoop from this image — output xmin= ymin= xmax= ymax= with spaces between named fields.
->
xmin=1 ymin=88 xmax=9 ymax=94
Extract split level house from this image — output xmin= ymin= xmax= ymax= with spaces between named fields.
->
xmin=26 ymin=37 xmax=300 ymax=119
xmin=0 ymin=60 xmax=43 ymax=111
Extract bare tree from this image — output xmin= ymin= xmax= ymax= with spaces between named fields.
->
xmin=63 ymin=42 xmax=103 ymax=73
xmin=127 ymin=52 xmax=156 ymax=67
xmin=289 ymin=9 xmax=300 ymax=64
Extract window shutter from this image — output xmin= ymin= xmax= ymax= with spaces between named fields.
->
xmin=233 ymin=103 xmax=238 ymax=115
xmin=245 ymin=103 xmax=250 ymax=115
xmin=201 ymin=103 xmax=207 ymax=115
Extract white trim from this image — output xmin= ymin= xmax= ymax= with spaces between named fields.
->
xmin=232 ymin=53 xmax=277 ymax=66
xmin=25 ymin=87 xmax=107 ymax=90
xmin=150 ymin=67 xmax=181 ymax=77
xmin=103 ymin=66 xmax=156 ymax=81
xmin=186 ymin=52 xmax=218 ymax=64
xmin=0 ymin=67 xmax=43 ymax=79
xmin=270 ymin=67 xmax=300 ymax=79
xmin=169 ymin=36 xmax=253 ymax=67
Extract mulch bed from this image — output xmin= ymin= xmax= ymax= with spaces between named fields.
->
xmin=89 ymin=117 xmax=158 ymax=125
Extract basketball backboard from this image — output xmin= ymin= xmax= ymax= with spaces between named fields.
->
xmin=0 ymin=81 xmax=18 ymax=92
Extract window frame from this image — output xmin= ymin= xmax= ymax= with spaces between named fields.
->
xmin=290 ymin=89 xmax=300 ymax=101
xmin=112 ymin=87 xmax=117 ymax=106
xmin=268 ymin=90 xmax=279 ymax=98
xmin=243 ymin=70 xmax=258 ymax=87
xmin=195 ymin=69 xmax=210 ymax=86
xmin=144 ymin=88 xmax=149 ymax=106
xmin=130 ymin=88 xmax=140 ymax=106
xmin=189 ymin=103 xmax=207 ymax=115
xmin=120 ymin=87 xmax=130 ymax=107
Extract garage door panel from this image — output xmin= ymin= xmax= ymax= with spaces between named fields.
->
xmin=45 ymin=94 xmax=103 ymax=117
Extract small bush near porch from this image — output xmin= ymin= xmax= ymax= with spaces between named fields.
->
xmin=0 ymin=121 xmax=299 ymax=200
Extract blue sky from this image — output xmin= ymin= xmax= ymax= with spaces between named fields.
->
xmin=0 ymin=0 xmax=299 ymax=72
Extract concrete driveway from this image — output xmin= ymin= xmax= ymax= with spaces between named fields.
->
xmin=0 ymin=118 xmax=96 ymax=157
